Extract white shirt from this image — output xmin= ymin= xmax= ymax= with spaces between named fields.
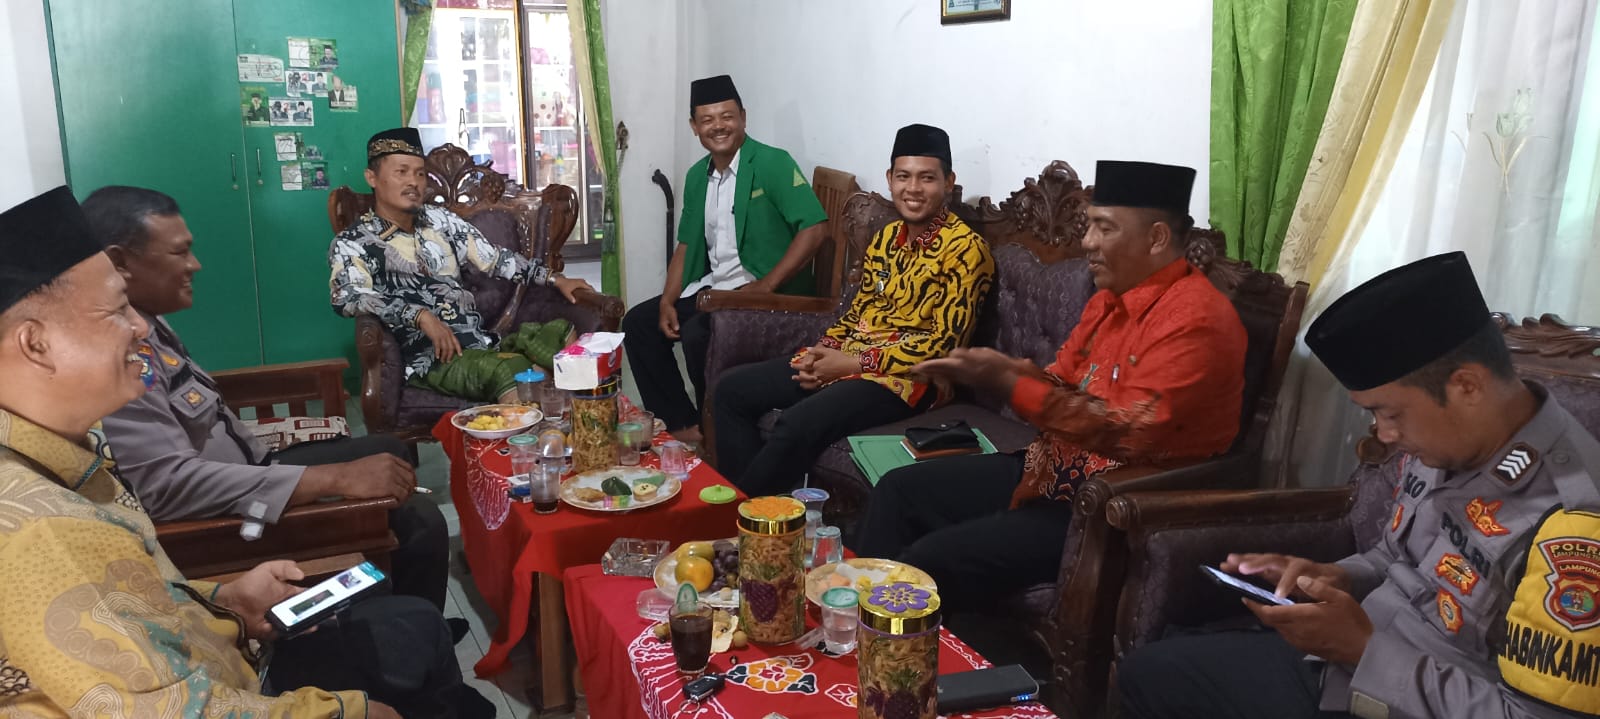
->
xmin=683 ymin=149 xmax=757 ymax=295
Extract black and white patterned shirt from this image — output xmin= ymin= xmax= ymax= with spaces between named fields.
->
xmin=328 ymin=206 xmax=551 ymax=377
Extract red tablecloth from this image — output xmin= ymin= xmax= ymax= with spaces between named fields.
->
xmin=564 ymin=565 xmax=1059 ymax=719
xmin=434 ymin=414 xmax=745 ymax=676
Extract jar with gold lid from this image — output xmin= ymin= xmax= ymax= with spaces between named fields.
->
xmin=735 ymin=495 xmax=807 ymax=644
xmin=857 ymin=581 xmax=940 ymax=719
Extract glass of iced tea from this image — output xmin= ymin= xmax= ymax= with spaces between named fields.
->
xmin=669 ymin=601 xmax=714 ymax=678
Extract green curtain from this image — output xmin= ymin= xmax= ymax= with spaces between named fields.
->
xmin=573 ymin=0 xmax=621 ymax=295
xmin=1210 ymin=0 xmax=1357 ymax=270
xmin=399 ymin=2 xmax=433 ymax=125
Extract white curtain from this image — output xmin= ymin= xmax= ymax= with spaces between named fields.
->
xmin=1280 ymin=0 xmax=1600 ymax=486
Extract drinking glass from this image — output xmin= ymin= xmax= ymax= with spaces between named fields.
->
xmin=803 ymin=510 xmax=823 ymax=568
xmin=632 ymin=411 xmax=656 ymax=452
xmin=544 ymin=384 xmax=571 ymax=419
xmin=507 ymin=434 xmax=538 ymax=492
xmin=812 ymin=525 xmax=844 ymax=567
xmin=820 ymin=587 xmax=859 ymax=654
xmin=669 ymin=601 xmax=714 ymax=677
xmin=530 ymin=466 xmax=560 ymax=514
xmin=616 ymin=421 xmax=645 ymax=466
xmin=660 ymin=440 xmax=690 ymax=480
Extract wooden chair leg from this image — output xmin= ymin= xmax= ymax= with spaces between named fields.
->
xmin=530 ymin=572 xmax=574 ymax=713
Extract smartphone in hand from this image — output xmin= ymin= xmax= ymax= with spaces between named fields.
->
xmin=268 ymin=561 xmax=388 ymax=636
xmin=1200 ymin=564 xmax=1295 ymax=606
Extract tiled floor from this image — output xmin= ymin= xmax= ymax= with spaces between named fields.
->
xmin=346 ymin=261 xmax=605 ymax=717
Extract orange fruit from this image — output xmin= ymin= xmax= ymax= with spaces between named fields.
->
xmin=675 ymin=556 xmax=714 ymax=592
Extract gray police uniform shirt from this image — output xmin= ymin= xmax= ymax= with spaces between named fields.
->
xmin=1324 ymin=383 xmax=1600 ymax=718
xmin=101 ymin=314 xmax=305 ymax=523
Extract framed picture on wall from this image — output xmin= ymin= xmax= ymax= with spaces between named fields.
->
xmin=941 ymin=0 xmax=1010 ymax=25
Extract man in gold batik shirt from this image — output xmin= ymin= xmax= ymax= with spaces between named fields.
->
xmin=0 ymin=187 xmax=492 ymax=718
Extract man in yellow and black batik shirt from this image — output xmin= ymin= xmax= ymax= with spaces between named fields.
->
xmin=714 ymin=124 xmax=995 ymax=497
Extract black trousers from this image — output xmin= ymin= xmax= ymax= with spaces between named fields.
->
xmin=853 ymin=452 xmax=1075 ymax=612
xmin=622 ymin=293 xmax=712 ymax=432
xmin=713 ymin=356 xmax=929 ymax=497
xmin=1118 ymin=630 xmax=1352 ymax=719
xmin=266 ymin=595 xmax=493 ymax=718
xmin=270 ymin=434 xmax=449 ymax=612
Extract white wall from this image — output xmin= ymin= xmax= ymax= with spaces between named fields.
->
xmin=1 ymin=0 xmax=66 ymax=208
xmin=602 ymin=0 xmax=690 ymax=305
xmin=600 ymin=0 xmax=1213 ymax=304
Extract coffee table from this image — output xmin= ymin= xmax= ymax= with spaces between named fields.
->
xmin=434 ymin=414 xmax=745 ymax=711
xmin=563 ymin=565 xmax=1061 ymax=719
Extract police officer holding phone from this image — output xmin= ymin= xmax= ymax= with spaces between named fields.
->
xmin=1120 ymin=253 xmax=1600 ymax=718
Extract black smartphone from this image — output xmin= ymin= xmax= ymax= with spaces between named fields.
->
xmin=936 ymin=664 xmax=1039 ymax=713
xmin=1199 ymin=564 xmax=1295 ymax=606
xmin=267 ymin=561 xmax=388 ymax=636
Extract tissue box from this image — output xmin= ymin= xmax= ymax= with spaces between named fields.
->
xmin=554 ymin=332 xmax=624 ymax=390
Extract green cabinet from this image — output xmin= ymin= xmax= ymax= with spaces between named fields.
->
xmin=48 ymin=0 xmax=401 ymax=375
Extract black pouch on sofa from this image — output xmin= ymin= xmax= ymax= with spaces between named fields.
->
xmin=903 ymin=419 xmax=981 ymax=452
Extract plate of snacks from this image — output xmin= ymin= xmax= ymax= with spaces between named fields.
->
xmin=654 ymin=538 xmax=740 ymax=608
xmin=560 ymin=467 xmax=680 ymax=512
xmin=451 ymin=404 xmax=543 ymax=440
xmin=805 ymin=558 xmax=937 ymax=605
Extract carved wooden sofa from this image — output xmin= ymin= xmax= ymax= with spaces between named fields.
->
xmin=697 ymin=161 xmax=1308 ymax=716
xmin=328 ymin=143 xmax=624 ymax=443
xmin=1100 ymin=314 xmax=1600 ymax=717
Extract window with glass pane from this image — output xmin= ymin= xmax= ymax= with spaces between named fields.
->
xmin=412 ymin=0 xmax=603 ymax=257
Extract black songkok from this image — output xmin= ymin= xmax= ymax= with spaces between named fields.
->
xmin=690 ymin=75 xmax=741 ymax=109
xmin=890 ymin=124 xmax=952 ymax=169
xmin=367 ymin=127 xmax=424 ymax=162
xmin=0 ymin=186 xmax=103 ymax=315
xmin=1307 ymin=251 xmax=1492 ymax=391
xmin=1090 ymin=161 xmax=1197 ymax=216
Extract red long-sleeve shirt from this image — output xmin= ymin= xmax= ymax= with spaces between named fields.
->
xmin=1007 ymin=258 xmax=1248 ymax=507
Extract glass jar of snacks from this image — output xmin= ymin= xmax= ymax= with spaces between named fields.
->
xmin=857 ymin=582 xmax=941 ymax=719
xmin=569 ymin=378 xmax=619 ymax=474
xmin=736 ymin=496 xmax=807 ymax=644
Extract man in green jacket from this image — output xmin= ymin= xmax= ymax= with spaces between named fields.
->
xmin=622 ymin=74 xmax=829 ymax=444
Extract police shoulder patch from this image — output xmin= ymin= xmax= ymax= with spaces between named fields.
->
xmin=1499 ymin=508 xmax=1600 ymax=715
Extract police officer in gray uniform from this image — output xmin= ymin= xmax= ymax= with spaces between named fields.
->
xmin=1120 ymin=252 xmax=1600 ymax=718
xmin=84 ymin=186 xmax=451 ymax=613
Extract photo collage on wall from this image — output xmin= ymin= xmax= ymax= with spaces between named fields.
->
xmin=235 ymin=35 xmax=361 ymax=191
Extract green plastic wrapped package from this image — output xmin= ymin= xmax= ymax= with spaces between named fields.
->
xmin=498 ymin=318 xmax=574 ymax=369
xmin=410 ymin=349 xmax=533 ymax=401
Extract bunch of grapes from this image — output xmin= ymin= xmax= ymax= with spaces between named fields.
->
xmin=706 ymin=539 xmax=738 ymax=593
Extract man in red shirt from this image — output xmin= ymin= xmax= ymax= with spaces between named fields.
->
xmin=853 ymin=161 xmax=1248 ymax=610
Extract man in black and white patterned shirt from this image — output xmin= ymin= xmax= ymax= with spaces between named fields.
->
xmin=329 ymin=127 xmax=592 ymax=396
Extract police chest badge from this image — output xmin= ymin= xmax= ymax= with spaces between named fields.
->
xmin=1435 ymin=553 xmax=1479 ymax=596
xmin=1436 ymin=589 xmax=1464 ymax=633
xmin=1498 ymin=509 xmax=1600 ymax=715
xmin=135 ymin=343 xmax=157 ymax=390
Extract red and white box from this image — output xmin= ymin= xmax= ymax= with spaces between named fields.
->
xmin=554 ymin=332 xmax=625 ymax=390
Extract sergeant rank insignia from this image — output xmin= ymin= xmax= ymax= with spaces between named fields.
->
xmin=1537 ymin=536 xmax=1600 ymax=632
xmin=1494 ymin=442 xmax=1538 ymax=484
xmin=1435 ymin=553 xmax=1479 ymax=595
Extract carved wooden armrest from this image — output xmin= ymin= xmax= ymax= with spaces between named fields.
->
xmin=1104 ymin=487 xmax=1355 ymax=534
xmin=571 ymin=286 xmax=626 ymax=328
xmin=696 ymin=289 xmax=836 ymax=314
xmin=156 ymin=497 xmax=400 ymax=580
xmin=212 ymin=358 xmax=350 ymax=419
xmin=354 ymin=314 xmax=390 ymax=431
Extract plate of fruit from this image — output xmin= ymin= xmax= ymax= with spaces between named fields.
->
xmin=654 ymin=538 xmax=740 ymax=609
xmin=805 ymin=558 xmax=937 ymax=605
xmin=451 ymin=404 xmax=543 ymax=440
xmin=560 ymin=467 xmax=681 ymax=512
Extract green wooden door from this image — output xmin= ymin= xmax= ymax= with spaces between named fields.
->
xmin=48 ymin=0 xmax=265 ymax=370
xmin=232 ymin=0 xmax=403 ymax=376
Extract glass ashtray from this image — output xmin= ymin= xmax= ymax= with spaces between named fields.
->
xmin=601 ymin=537 xmax=670 ymax=577
xmin=636 ymin=587 xmax=674 ymax=622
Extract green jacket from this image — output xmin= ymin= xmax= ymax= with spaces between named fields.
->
xmin=678 ymin=136 xmax=827 ymax=294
